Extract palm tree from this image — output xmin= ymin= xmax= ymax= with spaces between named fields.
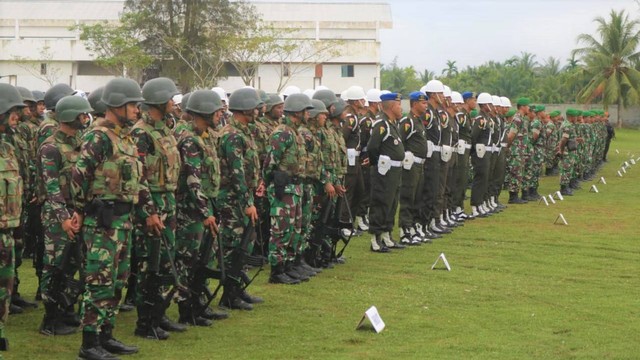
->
xmin=564 ymin=54 xmax=581 ymax=72
xmin=441 ymin=60 xmax=458 ymax=77
xmin=517 ymin=52 xmax=538 ymax=73
xmin=540 ymin=56 xmax=561 ymax=77
xmin=573 ymin=9 xmax=640 ymax=128
xmin=420 ymin=69 xmax=436 ymax=83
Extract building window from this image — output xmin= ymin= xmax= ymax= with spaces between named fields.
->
xmin=40 ymin=63 xmax=47 ymax=75
xmin=282 ymin=63 xmax=291 ymax=77
xmin=341 ymin=64 xmax=354 ymax=77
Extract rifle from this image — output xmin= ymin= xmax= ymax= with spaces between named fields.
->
xmin=305 ymin=195 xmax=336 ymax=268
xmin=190 ymin=225 xmax=225 ymax=317
xmin=233 ymin=219 xmax=267 ymax=291
xmin=50 ymin=240 xmax=84 ymax=308
xmin=332 ymin=193 xmax=355 ymax=260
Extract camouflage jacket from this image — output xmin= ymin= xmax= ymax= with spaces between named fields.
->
xmin=218 ymin=118 xmax=259 ymax=209
xmin=264 ymin=116 xmax=306 ymax=183
xmin=38 ymin=129 xmax=79 ymax=222
xmin=0 ymin=136 xmax=22 ymax=229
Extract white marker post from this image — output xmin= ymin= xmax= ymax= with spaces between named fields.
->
xmin=431 ymin=253 xmax=451 ymax=271
xmin=599 ymin=177 xmax=607 ymax=185
xmin=548 ymin=195 xmax=556 ymax=204
xmin=618 ymin=170 xmax=623 ymax=177
xmin=539 ymin=196 xmax=549 ymax=206
xmin=554 ymin=213 xmax=568 ymax=225
xmin=356 ymin=306 xmax=386 ymax=333
xmin=590 ymin=185 xmax=599 ymax=193
xmin=555 ymin=191 xmax=564 ymax=201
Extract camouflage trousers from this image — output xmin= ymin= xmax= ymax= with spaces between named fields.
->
xmin=0 ymin=231 xmax=15 ymax=340
xmin=504 ymin=149 xmax=524 ymax=193
xmin=530 ymin=146 xmax=545 ymax=188
xmin=134 ymin=192 xmax=177 ymax=307
xmin=560 ymin=151 xmax=578 ymax=186
xmin=522 ymin=146 xmax=533 ymax=189
xmin=298 ymin=183 xmax=316 ymax=255
xmin=175 ymin=214 xmax=205 ymax=300
xmin=217 ymin=189 xmax=252 ymax=284
xmin=267 ymin=184 xmax=302 ymax=266
xmin=80 ymin=223 xmax=131 ymax=333
xmin=545 ymin=147 xmax=558 ymax=172
xmin=40 ymin=201 xmax=78 ymax=303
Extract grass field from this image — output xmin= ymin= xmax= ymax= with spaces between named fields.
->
xmin=6 ymin=129 xmax=640 ymax=360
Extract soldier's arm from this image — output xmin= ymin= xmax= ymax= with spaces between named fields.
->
xmin=40 ymin=143 xmax=72 ymax=222
xmin=263 ymin=130 xmax=292 ymax=183
xmin=397 ymin=117 xmax=409 ymax=142
xmin=180 ymin=137 xmax=211 ymax=220
xmin=367 ymin=123 xmax=383 ymax=165
xmin=221 ymin=133 xmax=254 ymax=209
xmin=131 ymin=128 xmax=157 ymax=220
xmin=342 ymin=114 xmax=357 ymax=141
xmin=71 ymin=130 xmax=110 ymax=212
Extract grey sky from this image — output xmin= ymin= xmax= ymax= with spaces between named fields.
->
xmin=380 ymin=0 xmax=638 ymax=73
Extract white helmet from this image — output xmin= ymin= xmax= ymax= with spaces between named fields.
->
xmin=172 ymin=94 xmax=183 ymax=105
xmin=477 ymin=92 xmax=493 ymax=105
xmin=303 ymin=89 xmax=315 ymax=99
xmin=423 ymin=80 xmax=444 ymax=93
xmin=211 ymin=87 xmax=228 ymax=103
xmin=73 ymin=89 xmax=88 ymax=99
xmin=443 ymin=85 xmax=452 ymax=98
xmin=450 ymin=91 xmax=464 ymax=104
xmin=491 ymin=95 xmax=502 ymax=106
xmin=380 ymin=90 xmax=391 ymax=95
xmin=343 ymin=86 xmax=366 ymax=101
xmin=315 ymin=85 xmax=329 ymax=91
xmin=366 ymin=88 xmax=382 ymax=103
xmin=500 ymin=96 xmax=511 ymax=107
xmin=281 ymin=85 xmax=301 ymax=97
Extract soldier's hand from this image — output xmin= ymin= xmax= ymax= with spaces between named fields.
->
xmin=146 ymin=214 xmax=165 ymax=236
xmin=324 ymin=183 xmax=336 ymax=199
xmin=361 ymin=157 xmax=370 ymax=166
xmin=30 ymin=196 xmax=37 ymax=204
xmin=335 ymin=185 xmax=346 ymax=195
xmin=204 ymin=216 xmax=219 ymax=236
xmin=245 ymin=205 xmax=258 ymax=224
xmin=71 ymin=212 xmax=83 ymax=229
xmin=62 ymin=218 xmax=78 ymax=239
xmin=255 ymin=180 xmax=266 ymax=197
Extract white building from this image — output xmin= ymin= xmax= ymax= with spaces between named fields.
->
xmin=0 ymin=0 xmax=391 ymax=93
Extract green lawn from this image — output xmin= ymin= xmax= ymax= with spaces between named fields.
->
xmin=7 ymin=130 xmax=640 ymax=360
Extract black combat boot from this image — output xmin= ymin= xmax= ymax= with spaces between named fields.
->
xmin=293 ymin=256 xmax=316 ymax=278
xmin=560 ymin=185 xmax=574 ymax=196
xmin=177 ymin=301 xmax=212 ymax=327
xmin=100 ymin=324 xmax=138 ymax=355
xmin=78 ymin=331 xmax=119 ymax=360
xmin=12 ymin=283 xmax=38 ymax=309
xmin=134 ymin=305 xmax=170 ymax=340
xmin=528 ymin=187 xmax=541 ymax=200
xmin=508 ymin=192 xmax=526 ymax=204
xmin=269 ymin=264 xmax=300 ymax=285
xmin=520 ymin=189 xmax=530 ymax=202
xmin=39 ymin=301 xmax=77 ymax=336
xmin=285 ymin=262 xmax=309 ymax=282
xmin=570 ymin=179 xmax=582 ymax=190
xmin=219 ymin=279 xmax=253 ymax=311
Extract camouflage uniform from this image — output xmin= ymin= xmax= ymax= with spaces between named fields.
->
xmin=72 ymin=120 xmax=145 ymax=334
xmin=0 ymin=135 xmax=22 ymax=346
xmin=521 ymin=116 xmax=533 ymax=193
xmin=37 ymin=130 xmax=80 ymax=306
xmin=217 ymin=118 xmax=259 ymax=288
xmin=544 ymin=120 xmax=558 ymax=172
xmin=504 ymin=115 xmax=523 ymax=193
xmin=559 ymin=119 xmax=578 ymax=187
xmin=264 ymin=117 xmax=306 ymax=268
xmin=529 ymin=117 xmax=545 ymax=191
xmin=130 ymin=113 xmax=181 ymax=330
xmin=174 ymin=123 xmax=220 ymax=306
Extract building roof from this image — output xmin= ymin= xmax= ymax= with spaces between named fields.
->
xmin=0 ymin=1 xmax=125 ymax=20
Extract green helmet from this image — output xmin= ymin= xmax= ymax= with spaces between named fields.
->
xmin=258 ymin=89 xmax=269 ymax=107
xmin=44 ymin=83 xmax=74 ymax=110
xmin=0 ymin=84 xmax=26 ymax=114
xmin=16 ymin=87 xmax=36 ymax=103
xmin=87 ymin=87 xmax=107 ymax=115
xmin=284 ymin=93 xmax=314 ymax=112
xmin=185 ymin=90 xmax=223 ymax=115
xmin=309 ymin=99 xmax=329 ymax=118
xmin=312 ymin=89 xmax=338 ymax=115
xmin=228 ymin=88 xmax=261 ymax=111
xmin=101 ymin=78 xmax=144 ymax=108
xmin=266 ymin=94 xmax=284 ymax=112
xmin=55 ymin=95 xmax=93 ymax=123
xmin=142 ymin=77 xmax=180 ymax=105
xmin=333 ymin=98 xmax=347 ymax=118
xmin=181 ymin=92 xmax=192 ymax=109
xmin=32 ymin=90 xmax=45 ymax=102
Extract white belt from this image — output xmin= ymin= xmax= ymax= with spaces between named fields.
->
xmin=464 ymin=144 xmax=472 ymax=149
xmin=390 ymin=160 xmax=402 ymax=167
xmin=500 ymin=142 xmax=507 ymax=147
xmin=348 ymin=149 xmax=361 ymax=156
xmin=432 ymin=145 xmax=442 ymax=152
xmin=414 ymin=156 xmax=426 ymax=164
xmin=487 ymin=146 xmax=495 ymax=152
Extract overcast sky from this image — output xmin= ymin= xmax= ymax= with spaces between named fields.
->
xmin=380 ymin=0 xmax=639 ymax=73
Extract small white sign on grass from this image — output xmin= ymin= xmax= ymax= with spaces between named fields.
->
xmin=356 ymin=306 xmax=386 ymax=333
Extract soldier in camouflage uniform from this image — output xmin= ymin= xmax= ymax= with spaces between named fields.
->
xmin=264 ymin=94 xmax=310 ymax=284
xmin=37 ymin=84 xmax=75 ymax=148
xmin=37 ymin=96 xmax=92 ymax=336
xmin=544 ymin=111 xmax=560 ymax=175
xmin=0 ymin=84 xmax=26 ymax=352
xmin=520 ymin=103 xmax=534 ymax=201
xmin=217 ymin=88 xmax=263 ymax=310
xmin=528 ymin=105 xmax=546 ymax=199
xmin=505 ymin=99 xmax=528 ymax=204
xmin=72 ymin=78 xmax=145 ymax=359
xmin=174 ymin=90 xmax=222 ymax=327
xmin=558 ymin=109 xmax=581 ymax=196
xmin=130 ymin=77 xmax=186 ymax=340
